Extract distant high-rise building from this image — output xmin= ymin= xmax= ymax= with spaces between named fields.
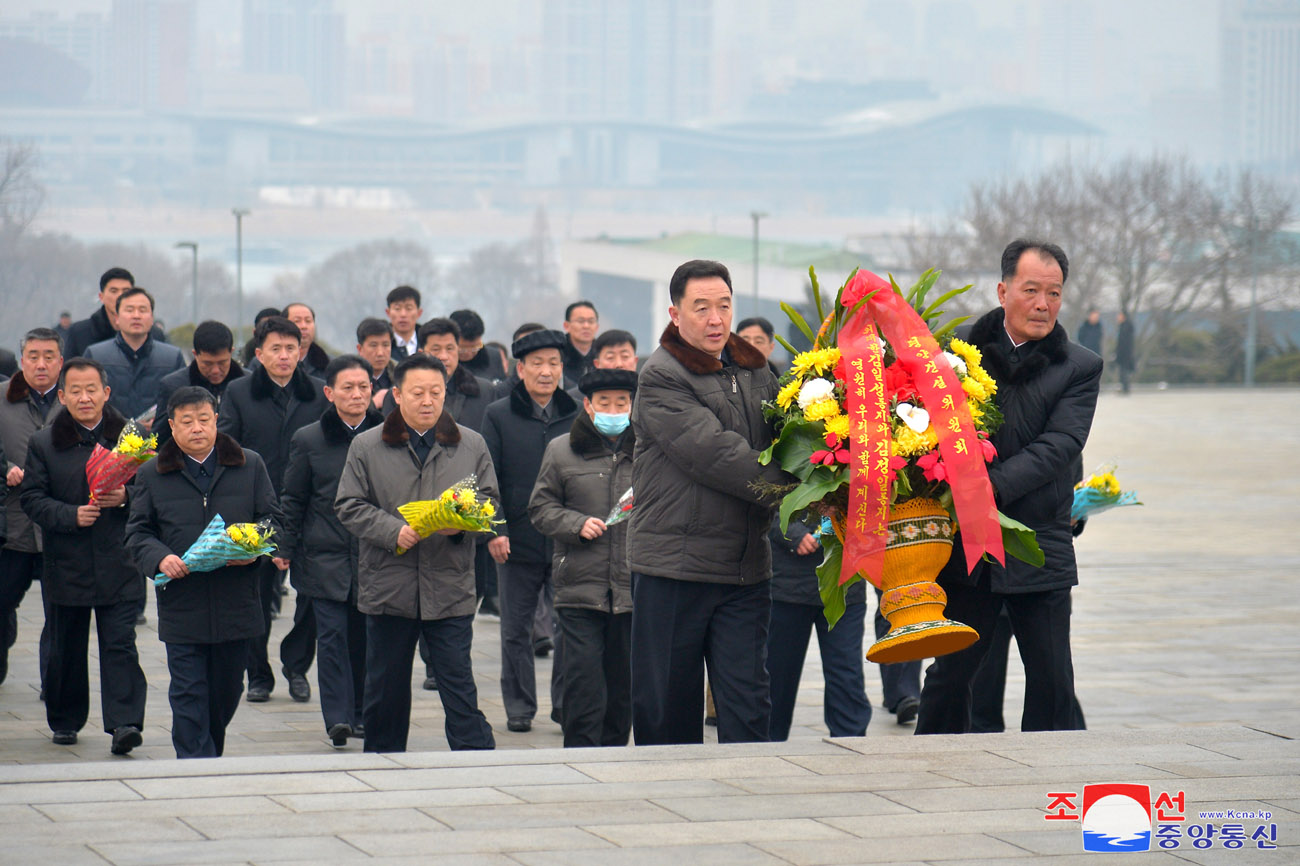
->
xmin=541 ymin=0 xmax=712 ymax=122
xmin=0 ymin=11 xmax=111 ymax=104
xmin=1221 ymin=0 xmax=1300 ymax=170
xmin=243 ymin=0 xmax=345 ymax=111
xmin=110 ymin=0 xmax=195 ymax=109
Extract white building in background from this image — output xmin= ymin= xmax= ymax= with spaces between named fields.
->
xmin=1221 ymin=0 xmax=1300 ymax=171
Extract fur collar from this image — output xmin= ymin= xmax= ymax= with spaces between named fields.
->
xmin=451 ymin=364 xmax=481 ymax=398
xmin=6 ymin=371 xmax=31 ymax=404
xmin=380 ymin=407 xmax=461 ymax=448
xmin=303 ymin=342 xmax=330 ymax=373
xmin=659 ymin=323 xmax=767 ymax=375
xmin=156 ymin=432 xmax=245 ymax=474
xmin=507 ymin=378 xmax=579 ymax=420
xmin=188 ymin=359 xmax=244 ymax=389
xmin=49 ymin=404 xmax=128 ymax=451
xmin=249 ymin=362 xmax=319 ymax=402
xmin=320 ymin=404 xmax=384 ymax=445
xmin=968 ymin=307 xmax=1070 ymax=386
xmin=569 ymin=411 xmax=635 ymax=459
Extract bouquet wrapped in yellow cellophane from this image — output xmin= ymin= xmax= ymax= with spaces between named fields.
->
xmin=395 ymin=475 xmax=501 ymax=554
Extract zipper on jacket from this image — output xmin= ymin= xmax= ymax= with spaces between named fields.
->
xmin=730 ymin=372 xmax=737 ymax=393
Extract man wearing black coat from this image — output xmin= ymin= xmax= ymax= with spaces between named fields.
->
xmin=153 ymin=321 xmax=245 ymax=449
xmin=1115 ymin=311 xmax=1135 ymax=394
xmin=20 ymin=359 xmax=147 ymax=754
xmin=917 ymin=239 xmax=1103 ymax=735
xmin=217 ymin=316 xmax=327 ymax=702
xmin=126 ymin=386 xmax=278 ymax=758
xmin=482 ymin=329 xmax=580 ymax=733
xmin=275 ymin=356 xmax=382 ymax=747
xmin=765 ymin=516 xmax=873 ymax=741
xmin=64 ymin=267 xmax=168 ymax=360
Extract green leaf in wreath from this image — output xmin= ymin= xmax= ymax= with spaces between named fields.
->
xmin=778 ymin=470 xmax=842 ymax=533
xmin=998 ymin=510 xmax=1045 ymax=567
xmin=817 ymin=540 xmax=848 ymax=629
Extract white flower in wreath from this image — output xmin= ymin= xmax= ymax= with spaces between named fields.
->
xmin=942 ymin=351 xmax=967 ymax=377
xmin=797 ymin=377 xmax=836 ymax=410
xmin=895 ymin=402 xmax=930 ymax=433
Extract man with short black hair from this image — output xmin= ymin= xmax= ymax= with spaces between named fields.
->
xmin=736 ymin=316 xmax=781 ymax=377
xmin=916 ymin=238 xmax=1101 ymax=734
xmin=153 ymin=321 xmax=245 ymax=449
xmin=451 ymin=309 xmax=507 ymax=382
xmin=356 ymin=318 xmax=396 ymax=402
xmin=561 ymin=301 xmax=599 ymax=383
xmin=590 ymin=330 xmax=638 ymax=372
xmin=385 ymin=287 xmax=423 ymax=361
xmin=218 ymin=316 xmax=328 ymax=702
xmin=64 ymin=268 xmax=168 ymax=359
xmin=482 ymin=329 xmax=579 ymax=733
xmin=336 ymin=353 xmax=497 ymax=753
xmin=21 ymin=358 xmax=147 ymax=754
xmin=0 ymin=328 xmax=63 ymax=687
xmin=629 ymin=259 xmax=790 ymax=745
xmin=240 ymin=307 xmax=283 ymax=367
xmin=84 ymin=288 xmax=185 ymax=424
xmin=126 ymin=386 xmax=278 ymax=758
xmin=276 ymin=355 xmax=381 ymax=747
xmin=284 ymin=303 xmax=330 ymax=379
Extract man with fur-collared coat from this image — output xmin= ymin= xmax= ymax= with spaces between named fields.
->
xmin=335 ymin=354 xmax=497 ymax=754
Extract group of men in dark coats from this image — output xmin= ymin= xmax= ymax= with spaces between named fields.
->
xmin=1 ymin=237 xmax=1100 ymax=757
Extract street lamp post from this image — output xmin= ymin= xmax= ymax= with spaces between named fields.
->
xmin=750 ymin=210 xmax=767 ymax=318
xmin=175 ymin=241 xmax=198 ymax=326
xmin=232 ymin=209 xmax=250 ymax=342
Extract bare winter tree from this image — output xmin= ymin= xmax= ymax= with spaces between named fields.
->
xmin=0 ymin=139 xmax=44 ymax=239
xmin=299 ymin=240 xmax=440 ymax=350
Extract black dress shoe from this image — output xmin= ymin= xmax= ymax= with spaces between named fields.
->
xmin=350 ymin=724 xmax=365 ymax=739
xmin=506 ymin=717 xmax=531 ymax=733
xmin=288 ymin=674 xmax=311 ymax=703
xmin=894 ymin=695 xmax=920 ymax=725
xmin=533 ymin=637 xmax=553 ymax=658
xmin=111 ymin=725 xmax=142 ymax=755
xmin=423 ymin=674 xmax=439 ymax=691
xmin=52 ymin=730 xmax=77 ymax=745
xmin=246 ymin=685 xmax=271 ymax=703
xmin=327 ymin=723 xmax=352 ymax=748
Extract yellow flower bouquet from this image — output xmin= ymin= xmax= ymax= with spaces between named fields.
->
xmin=154 ymin=516 xmax=277 ymax=586
xmin=395 ymin=475 xmax=501 ymax=554
xmin=85 ymin=419 xmax=158 ymax=503
xmin=1072 ymin=464 xmax=1142 ymax=522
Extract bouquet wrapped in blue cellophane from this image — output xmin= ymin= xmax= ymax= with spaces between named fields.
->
xmin=1072 ymin=464 xmax=1142 ymax=522
xmin=154 ymin=515 xmax=276 ymax=586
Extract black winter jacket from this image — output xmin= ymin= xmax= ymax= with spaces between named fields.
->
xmin=20 ymin=407 xmax=144 ymax=606
xmin=482 ymin=380 xmax=580 ymax=565
xmin=217 ymin=364 xmax=327 ymax=491
xmin=768 ymin=516 xmax=866 ymax=607
xmin=277 ymin=405 xmax=383 ymax=602
xmin=64 ymin=305 xmax=167 ymax=360
xmin=939 ymin=308 xmax=1102 ymax=594
xmin=125 ymin=433 xmax=278 ymax=643
xmin=154 ymin=359 xmax=246 ymax=448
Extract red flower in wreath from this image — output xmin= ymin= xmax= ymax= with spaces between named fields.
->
xmin=883 ymin=363 xmax=918 ymax=403
xmin=916 ymin=451 xmax=947 ymax=482
xmin=885 ymin=455 xmax=909 ymax=482
xmin=810 ymin=432 xmax=851 ymax=466
xmin=978 ymin=433 xmax=997 ymax=463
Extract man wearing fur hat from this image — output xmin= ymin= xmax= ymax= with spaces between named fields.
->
xmin=528 ymin=368 xmax=637 ymax=747
xmin=628 ymin=259 xmax=791 ymax=745
xmin=916 ymin=239 xmax=1102 ymax=734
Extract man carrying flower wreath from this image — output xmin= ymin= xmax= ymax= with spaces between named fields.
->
xmin=628 ymin=259 xmax=792 ymax=745
xmin=916 ymin=239 xmax=1102 ymax=735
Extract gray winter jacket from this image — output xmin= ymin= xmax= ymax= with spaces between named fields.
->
xmin=528 ymin=413 xmax=634 ymax=614
xmin=0 ymin=373 xmax=58 ymax=553
xmin=335 ymin=409 xmax=500 ymax=621
xmin=84 ymin=334 xmax=185 ymax=421
xmin=628 ymin=324 xmax=789 ymax=585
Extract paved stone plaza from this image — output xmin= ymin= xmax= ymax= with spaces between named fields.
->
xmin=0 ymin=387 xmax=1297 ymax=864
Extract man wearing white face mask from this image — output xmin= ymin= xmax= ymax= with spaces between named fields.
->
xmin=528 ymin=369 xmax=637 ymax=748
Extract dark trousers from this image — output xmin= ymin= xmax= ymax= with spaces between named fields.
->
xmin=279 ymin=592 xmax=317 ymax=678
xmin=474 ymin=543 xmax=497 ymax=602
xmin=874 ymin=588 xmax=922 ymax=712
xmin=917 ymin=576 xmax=1081 ymax=734
xmin=498 ymin=561 xmax=561 ymax=721
xmin=165 ymin=639 xmax=249 ymax=758
xmin=363 ymin=613 xmax=494 ymax=753
xmin=630 ymin=572 xmax=771 ymax=745
xmin=45 ymin=599 xmax=147 ymax=735
xmin=0 ymin=549 xmax=50 ymax=685
xmin=969 ymin=605 xmax=1013 ymax=733
xmin=556 ymin=607 xmax=631 ymax=748
xmin=313 ymin=596 xmax=365 ymax=731
xmin=767 ymin=599 xmax=873 ymax=741
xmin=246 ymin=559 xmax=278 ymax=692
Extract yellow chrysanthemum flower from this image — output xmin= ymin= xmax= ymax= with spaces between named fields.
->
xmin=891 ymin=424 xmax=939 ymax=457
xmin=776 ymin=379 xmax=801 ymax=410
xmin=482 ymin=502 xmax=495 ymax=518
xmin=790 ymin=347 xmax=841 ymax=378
xmin=824 ymin=414 xmax=851 ymax=439
xmin=948 ymin=339 xmax=982 ymax=368
xmin=962 ymin=376 xmax=989 ymax=403
xmin=802 ymin=398 xmax=841 ymax=423
xmin=966 ymin=399 xmax=984 ymax=421
xmin=228 ymin=526 xmax=245 ymax=544
xmin=440 ymin=488 xmax=455 ymax=503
